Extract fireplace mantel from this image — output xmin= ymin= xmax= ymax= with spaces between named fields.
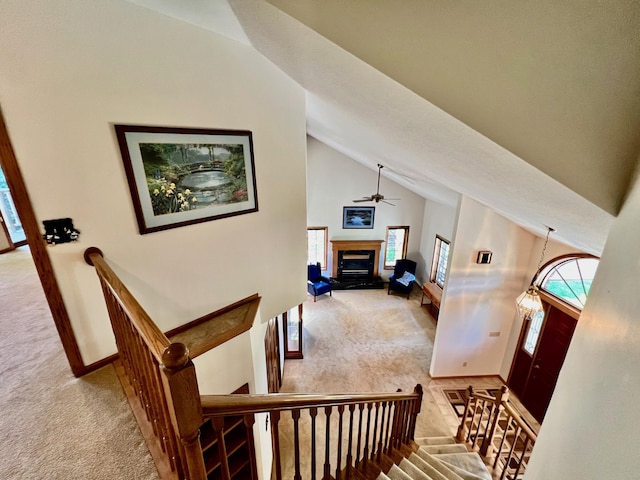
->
xmin=330 ymin=239 xmax=384 ymax=279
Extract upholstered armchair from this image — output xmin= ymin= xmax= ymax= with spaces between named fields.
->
xmin=307 ymin=263 xmax=332 ymax=302
xmin=387 ymin=259 xmax=417 ymax=299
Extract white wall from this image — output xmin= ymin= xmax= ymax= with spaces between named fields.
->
xmin=417 ymin=199 xmax=457 ymax=283
xmin=524 ymin=166 xmax=640 ymax=478
xmin=0 ymin=0 xmax=308 ymax=366
xmin=430 ymin=196 xmax=535 ymax=377
xmin=306 ymin=136 xmax=426 ymax=279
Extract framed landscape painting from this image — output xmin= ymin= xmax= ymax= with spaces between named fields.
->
xmin=115 ymin=125 xmax=258 ymax=234
xmin=343 ymin=206 xmax=375 ymax=229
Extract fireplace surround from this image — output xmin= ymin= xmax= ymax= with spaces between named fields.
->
xmin=330 ymin=239 xmax=385 ymax=289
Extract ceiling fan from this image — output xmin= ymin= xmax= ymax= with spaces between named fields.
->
xmin=352 ymin=164 xmax=399 ymax=206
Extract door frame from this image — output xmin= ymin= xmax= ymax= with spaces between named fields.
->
xmin=0 ymin=106 xmax=86 ymax=376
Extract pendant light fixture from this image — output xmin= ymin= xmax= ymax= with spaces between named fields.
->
xmin=516 ymin=226 xmax=555 ymax=319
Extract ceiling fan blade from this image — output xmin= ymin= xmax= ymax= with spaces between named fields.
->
xmin=382 ymin=200 xmax=396 ymax=206
xmin=352 ymin=197 xmax=372 ymax=202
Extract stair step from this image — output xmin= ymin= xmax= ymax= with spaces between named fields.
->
xmin=421 ymin=444 xmax=469 ymax=455
xmin=376 ymin=473 xmax=392 ymax=480
xmin=415 ymin=436 xmax=457 ymax=446
xmin=414 ymin=449 xmax=471 ymax=480
xmin=386 ymin=464 xmax=413 ymax=480
xmin=432 ymin=453 xmax=492 ymax=480
xmin=398 ymin=458 xmax=433 ymax=479
xmin=408 ymin=453 xmax=462 ymax=480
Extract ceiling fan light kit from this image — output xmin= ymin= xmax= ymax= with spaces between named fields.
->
xmin=353 ymin=164 xmax=400 ymax=206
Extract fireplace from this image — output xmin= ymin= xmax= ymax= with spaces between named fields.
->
xmin=338 ymin=250 xmax=375 ymax=279
xmin=330 ymin=239 xmax=384 ymax=282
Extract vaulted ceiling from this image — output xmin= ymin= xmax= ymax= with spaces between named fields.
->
xmin=124 ymin=0 xmax=640 ymax=254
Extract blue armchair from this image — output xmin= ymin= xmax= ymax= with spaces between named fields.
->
xmin=307 ymin=263 xmax=332 ymax=302
xmin=387 ymin=259 xmax=417 ymax=299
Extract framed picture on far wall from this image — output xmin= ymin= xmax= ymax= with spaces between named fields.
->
xmin=114 ymin=124 xmax=258 ymax=234
xmin=343 ymin=206 xmax=375 ymax=229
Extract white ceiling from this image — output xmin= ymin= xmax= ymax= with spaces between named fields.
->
xmin=123 ymin=0 xmax=640 ymax=255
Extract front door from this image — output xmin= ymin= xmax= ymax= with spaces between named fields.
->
xmin=508 ymin=295 xmax=578 ymax=422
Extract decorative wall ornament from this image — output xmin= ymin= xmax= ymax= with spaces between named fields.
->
xmin=115 ymin=125 xmax=258 ymax=234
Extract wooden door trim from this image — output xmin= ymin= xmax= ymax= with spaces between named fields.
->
xmin=0 ymin=106 xmax=85 ymax=376
xmin=0 ymin=206 xmax=15 ymax=253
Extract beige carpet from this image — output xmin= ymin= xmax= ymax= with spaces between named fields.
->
xmin=0 ymin=247 xmax=159 ymax=479
xmin=282 ymin=287 xmax=451 ymax=437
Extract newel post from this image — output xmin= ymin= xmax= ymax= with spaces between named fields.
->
xmin=480 ymin=385 xmax=509 ymax=458
xmin=161 ymin=343 xmax=207 ymax=480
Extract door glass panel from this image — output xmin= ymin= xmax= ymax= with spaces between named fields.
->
xmin=523 ymin=309 xmax=544 ymax=355
xmin=0 ymin=167 xmax=26 ymax=243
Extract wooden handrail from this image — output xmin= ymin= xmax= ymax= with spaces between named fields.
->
xmin=84 ymin=247 xmax=170 ymax=363
xmin=503 ymin=401 xmax=538 ymax=441
xmin=201 ymin=391 xmax=421 ymax=416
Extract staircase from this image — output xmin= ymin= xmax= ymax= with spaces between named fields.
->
xmin=376 ymin=436 xmax=492 ymax=480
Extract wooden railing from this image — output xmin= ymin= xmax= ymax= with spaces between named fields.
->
xmin=202 ymin=386 xmax=423 ymax=480
xmin=456 ymin=385 xmax=537 ymax=480
xmin=85 ymin=247 xmax=424 ymax=480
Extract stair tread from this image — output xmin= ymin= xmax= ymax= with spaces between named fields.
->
xmin=415 ymin=449 xmax=472 ymax=480
xmin=432 ymin=453 xmax=492 ymax=480
xmin=415 ymin=436 xmax=457 ymax=446
xmin=387 ymin=464 xmax=414 ymax=480
xmin=376 ymin=473 xmax=392 ymax=480
xmin=421 ymin=444 xmax=469 ymax=455
xmin=399 ymin=458 xmax=433 ymax=479
xmin=408 ymin=453 xmax=462 ymax=480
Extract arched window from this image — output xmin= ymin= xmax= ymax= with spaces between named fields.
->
xmin=537 ymin=255 xmax=600 ymax=310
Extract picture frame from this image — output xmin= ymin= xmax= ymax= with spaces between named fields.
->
xmin=342 ymin=206 xmax=375 ymax=229
xmin=114 ymin=124 xmax=258 ymax=234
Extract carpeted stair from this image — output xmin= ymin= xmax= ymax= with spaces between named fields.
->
xmin=375 ymin=436 xmax=492 ymax=480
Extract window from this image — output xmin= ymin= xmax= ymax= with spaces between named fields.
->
xmin=430 ymin=235 xmax=450 ymax=288
xmin=384 ymin=226 xmax=409 ymax=269
xmin=307 ymin=227 xmax=328 ymax=269
xmin=539 ymin=256 xmax=599 ymax=310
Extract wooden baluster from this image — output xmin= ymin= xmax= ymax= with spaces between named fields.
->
xmin=160 ymin=343 xmax=206 ymax=480
xmin=362 ymin=403 xmax=372 ymax=469
xmin=355 ymin=403 xmax=364 ymax=468
xmin=395 ymin=399 xmax=407 ymax=447
xmin=346 ymin=404 xmax=356 ymax=479
xmin=244 ymin=414 xmax=259 ymax=480
xmin=292 ymin=408 xmax=302 ymax=480
xmin=376 ymin=402 xmax=387 ymax=463
xmin=457 ymin=385 xmax=474 ymax=442
xmin=323 ymin=406 xmax=332 ymax=480
xmin=335 ymin=405 xmax=344 ymax=480
xmin=511 ymin=435 xmax=530 ymax=480
xmin=212 ymin=417 xmax=231 ymax=480
xmin=310 ymin=407 xmax=318 ymax=480
xmin=383 ymin=401 xmax=393 ymax=454
xmin=271 ymin=411 xmax=282 ymax=480
xmin=370 ymin=402 xmax=380 ymax=461
xmin=493 ymin=416 xmax=513 ymax=471
xmin=501 ymin=425 xmax=522 ymax=480
xmin=471 ymin=399 xmax=486 ymax=449
xmin=481 ymin=385 xmax=508 ymax=458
